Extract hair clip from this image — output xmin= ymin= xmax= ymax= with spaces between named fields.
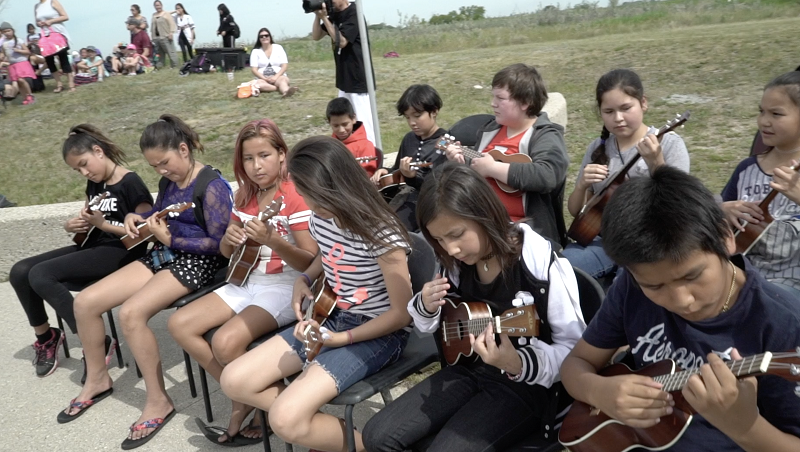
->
xmin=69 ymin=131 xmax=78 ymax=136
xmin=158 ymin=118 xmax=168 ymax=123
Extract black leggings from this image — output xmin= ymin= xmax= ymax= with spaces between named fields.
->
xmin=45 ymin=47 xmax=72 ymax=74
xmin=178 ymin=33 xmax=194 ymax=61
xmin=222 ymin=35 xmax=234 ymax=48
xmin=9 ymin=245 xmax=140 ymax=334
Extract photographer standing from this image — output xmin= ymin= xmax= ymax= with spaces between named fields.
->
xmin=311 ymin=0 xmax=376 ymax=145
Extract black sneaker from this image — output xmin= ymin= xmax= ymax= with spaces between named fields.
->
xmin=81 ymin=335 xmax=116 ymax=385
xmin=32 ymin=328 xmax=64 ymax=377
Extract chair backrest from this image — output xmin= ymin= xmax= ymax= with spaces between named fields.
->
xmin=750 ymin=131 xmax=771 ymax=156
xmin=447 ymin=114 xmax=495 ymax=147
xmin=375 ymin=147 xmax=384 ymax=169
xmin=408 ymin=232 xmax=436 ymax=294
xmin=572 ymin=267 xmax=604 ymax=325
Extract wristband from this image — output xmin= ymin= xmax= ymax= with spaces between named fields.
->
xmin=300 ymin=273 xmax=312 ymax=287
xmin=346 ymin=330 xmax=353 ymax=345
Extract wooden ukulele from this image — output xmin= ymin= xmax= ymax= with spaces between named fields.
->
xmin=377 ymin=161 xmax=433 ymax=192
xmin=435 ymin=134 xmax=533 ymax=194
xmin=440 ymin=298 xmax=539 ymax=366
xmin=567 ymin=112 xmax=691 ymax=246
xmin=302 ymin=278 xmax=337 ymax=362
xmin=120 ymin=202 xmax=194 ymax=250
xmin=72 ymin=191 xmax=110 ymax=247
xmin=558 ymin=348 xmax=800 ymax=452
xmin=225 ymin=196 xmax=284 ymax=286
xmin=734 ymin=161 xmax=800 ymax=255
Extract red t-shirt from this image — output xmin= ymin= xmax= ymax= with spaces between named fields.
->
xmin=131 ymin=30 xmax=154 ymax=60
xmin=484 ymin=126 xmax=525 ymax=221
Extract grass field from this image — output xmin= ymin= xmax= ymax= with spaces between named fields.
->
xmin=1 ymin=3 xmax=799 ymax=207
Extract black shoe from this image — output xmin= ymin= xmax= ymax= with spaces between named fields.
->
xmin=81 ymin=335 xmax=116 ymax=385
xmin=0 ymin=195 xmax=16 ymax=208
xmin=33 ymin=328 xmax=64 ymax=377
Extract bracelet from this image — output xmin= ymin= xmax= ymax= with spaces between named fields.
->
xmin=300 ymin=273 xmax=312 ymax=287
xmin=346 ymin=330 xmax=353 ymax=345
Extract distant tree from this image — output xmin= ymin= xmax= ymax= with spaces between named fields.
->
xmin=429 ymin=5 xmax=486 ymax=25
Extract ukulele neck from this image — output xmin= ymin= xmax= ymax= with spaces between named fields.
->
xmin=654 ymin=353 xmax=772 ymax=392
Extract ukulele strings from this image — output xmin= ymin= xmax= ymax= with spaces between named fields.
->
xmin=441 ymin=313 xmax=526 ymax=335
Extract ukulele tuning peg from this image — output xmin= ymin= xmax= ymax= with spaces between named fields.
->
xmin=795 ymin=384 xmax=800 ymax=399
xmin=512 ymin=298 xmax=523 ymax=307
xmin=517 ymin=337 xmax=528 ymax=346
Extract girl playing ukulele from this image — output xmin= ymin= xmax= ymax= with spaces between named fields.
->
xmin=362 ymin=163 xmax=586 ymax=451
xmin=220 ymin=136 xmax=412 ymax=451
xmin=10 ymin=124 xmax=152 ymax=378
xmin=564 ymin=69 xmax=689 ymax=278
xmin=58 ymin=114 xmax=232 ymax=451
xmin=169 ymin=119 xmax=318 ymax=446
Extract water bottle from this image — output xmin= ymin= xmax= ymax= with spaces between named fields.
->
xmin=154 ymin=53 xmax=160 ymax=69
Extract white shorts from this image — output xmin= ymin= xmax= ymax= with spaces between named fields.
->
xmin=214 ymin=282 xmax=295 ymax=327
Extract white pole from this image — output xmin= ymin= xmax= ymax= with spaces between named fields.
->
xmin=353 ymin=0 xmax=382 ymax=150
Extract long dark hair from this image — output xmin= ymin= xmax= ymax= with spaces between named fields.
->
xmin=175 ymin=2 xmax=189 ymax=15
xmin=62 ymin=124 xmax=128 ymax=166
xmin=139 ymin=114 xmax=204 ymax=159
xmin=131 ymin=4 xmax=141 ymax=15
xmin=233 ymin=119 xmax=288 ymax=209
xmin=416 ymin=163 xmax=523 ymax=273
xmin=591 ymin=69 xmax=645 ymax=165
xmin=253 ymin=27 xmax=276 ymax=49
xmin=287 ymin=136 xmax=410 ymax=252
xmin=218 ymin=3 xmax=230 ymax=16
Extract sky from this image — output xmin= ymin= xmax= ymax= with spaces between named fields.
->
xmin=1 ymin=0 xmax=583 ymax=54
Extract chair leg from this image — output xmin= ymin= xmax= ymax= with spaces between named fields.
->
xmin=56 ymin=315 xmax=70 ymax=358
xmin=345 ymin=404 xmax=356 ymax=452
xmin=135 ymin=361 xmax=142 ymax=378
xmin=105 ymin=310 xmax=124 ymax=368
xmin=184 ymin=350 xmax=197 ymax=398
xmin=258 ymin=409 xmax=272 ymax=452
xmin=198 ymin=365 xmax=213 ymax=422
xmin=380 ymin=387 xmax=394 ymax=405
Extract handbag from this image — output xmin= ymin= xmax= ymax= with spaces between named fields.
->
xmin=236 ymin=81 xmax=260 ymax=99
xmin=38 ymin=27 xmax=68 ymax=57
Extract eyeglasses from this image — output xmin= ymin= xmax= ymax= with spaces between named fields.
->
xmin=259 ymin=35 xmax=270 ymax=39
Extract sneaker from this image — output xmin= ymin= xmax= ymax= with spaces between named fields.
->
xmin=32 ymin=328 xmax=64 ymax=377
xmin=81 ymin=335 xmax=116 ymax=385
xmin=22 ymin=95 xmax=35 ymax=105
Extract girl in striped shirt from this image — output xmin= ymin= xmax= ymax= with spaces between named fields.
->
xmin=220 ymin=136 xmax=413 ymax=451
xmin=169 ymin=119 xmax=318 ymax=446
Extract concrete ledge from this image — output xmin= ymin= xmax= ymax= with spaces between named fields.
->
xmin=0 ymin=94 xmax=566 ymax=282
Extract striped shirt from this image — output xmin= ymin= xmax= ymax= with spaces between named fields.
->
xmin=309 ymin=213 xmax=409 ymax=318
xmin=232 ymin=182 xmax=311 ymax=286
xmin=722 ymin=156 xmax=800 ymax=290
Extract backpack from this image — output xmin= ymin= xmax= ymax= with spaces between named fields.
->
xmin=179 ymin=53 xmax=211 ymax=75
xmin=232 ymin=21 xmax=241 ymax=39
xmin=157 ymin=166 xmax=231 ymax=230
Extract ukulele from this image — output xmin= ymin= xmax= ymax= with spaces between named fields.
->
xmin=440 ymin=298 xmax=539 ymax=366
xmin=225 ymin=196 xmax=284 ymax=286
xmin=355 ymin=156 xmax=378 ymax=164
xmin=435 ymin=134 xmax=533 ymax=194
xmin=734 ymin=161 xmax=800 ymax=255
xmin=377 ymin=161 xmax=434 ymax=191
xmin=120 ymin=202 xmax=194 ymax=250
xmin=302 ymin=278 xmax=337 ymax=362
xmin=567 ymin=112 xmax=691 ymax=246
xmin=558 ymin=348 xmax=800 ymax=452
xmin=72 ymin=191 xmax=111 ymax=247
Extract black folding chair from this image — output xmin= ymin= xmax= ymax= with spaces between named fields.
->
xmin=447 ymin=114 xmax=494 ymax=147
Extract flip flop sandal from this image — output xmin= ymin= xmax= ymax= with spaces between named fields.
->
xmin=120 ymin=409 xmax=176 ymax=450
xmin=239 ymin=415 xmax=270 ymax=440
xmin=194 ymin=418 xmax=262 ymax=447
xmin=56 ymin=387 xmax=114 ymax=424
xmin=53 ymin=85 xmax=63 ymax=93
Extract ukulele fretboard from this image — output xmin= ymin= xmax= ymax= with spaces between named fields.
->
xmin=653 ymin=352 xmax=772 ymax=392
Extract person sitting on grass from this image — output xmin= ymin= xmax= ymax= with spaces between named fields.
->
xmin=75 ymin=46 xmax=106 ymax=84
xmin=121 ymin=44 xmax=144 ymax=76
xmin=326 ymin=97 xmax=378 ymax=176
xmin=0 ymin=22 xmax=37 ymax=105
xmin=249 ymin=27 xmax=298 ymax=98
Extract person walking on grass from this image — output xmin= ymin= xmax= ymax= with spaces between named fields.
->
xmin=174 ymin=3 xmax=194 ymax=62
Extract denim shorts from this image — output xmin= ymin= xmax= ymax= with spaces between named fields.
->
xmin=278 ymin=309 xmax=409 ymax=393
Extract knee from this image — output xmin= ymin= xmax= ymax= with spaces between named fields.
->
xmin=119 ymin=303 xmax=146 ymax=334
xmin=73 ymin=290 xmax=101 ymax=320
xmin=9 ymin=260 xmax=33 ymax=288
xmin=167 ymin=309 xmax=192 ymax=343
xmin=268 ymin=399 xmax=309 ymax=443
xmin=211 ymin=331 xmax=246 ymax=366
xmin=220 ymin=362 xmax=249 ymax=402
xmin=362 ymin=412 xmax=395 ymax=452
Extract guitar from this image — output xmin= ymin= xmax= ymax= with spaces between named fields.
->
xmin=567 ymin=112 xmax=691 ymax=246
xmin=734 ymin=161 xmax=800 ymax=255
xmin=72 ymin=191 xmax=110 ymax=247
xmin=302 ymin=278 xmax=337 ymax=362
xmin=435 ymin=134 xmax=533 ymax=194
xmin=440 ymin=298 xmax=539 ymax=366
xmin=558 ymin=348 xmax=800 ymax=452
xmin=225 ymin=196 xmax=284 ymax=286
xmin=120 ymin=202 xmax=194 ymax=250
xmin=377 ymin=161 xmax=434 ymax=192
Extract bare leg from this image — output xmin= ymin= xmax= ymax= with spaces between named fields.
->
xmin=18 ymin=78 xmax=32 ymax=98
xmin=67 ymin=72 xmax=76 ymax=91
xmin=253 ymin=79 xmax=278 ymax=93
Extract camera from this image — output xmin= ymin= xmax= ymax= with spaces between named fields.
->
xmin=302 ymin=0 xmax=333 ymax=14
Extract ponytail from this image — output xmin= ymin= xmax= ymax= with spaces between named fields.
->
xmin=589 ymin=126 xmax=610 ymax=166
xmin=62 ymin=124 xmax=128 ymax=166
xmin=139 ymin=114 xmax=204 ymax=156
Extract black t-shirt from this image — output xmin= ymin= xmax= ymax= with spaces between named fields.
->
xmin=391 ymin=128 xmax=448 ymax=190
xmin=84 ymin=171 xmax=153 ymax=248
xmin=323 ymin=4 xmax=371 ymax=94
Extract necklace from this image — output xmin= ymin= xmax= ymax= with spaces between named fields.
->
xmin=480 ymin=252 xmax=495 ymax=272
xmin=720 ymin=262 xmax=737 ymax=314
xmin=258 ymin=182 xmax=277 ymax=193
xmin=103 ymin=164 xmax=118 ymax=188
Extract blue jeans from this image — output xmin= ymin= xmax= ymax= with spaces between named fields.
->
xmin=562 ymin=238 xmax=617 ymax=279
xmin=278 ymin=309 xmax=408 ymax=393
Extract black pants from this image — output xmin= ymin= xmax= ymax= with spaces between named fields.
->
xmin=178 ymin=33 xmax=194 ymax=61
xmin=45 ymin=47 xmax=72 ymax=74
xmin=222 ymin=35 xmax=234 ymax=48
xmin=362 ymin=363 xmax=548 ymax=452
xmin=9 ymin=245 xmax=137 ymax=334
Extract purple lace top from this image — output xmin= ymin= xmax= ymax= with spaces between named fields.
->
xmin=142 ymin=172 xmax=232 ymax=255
